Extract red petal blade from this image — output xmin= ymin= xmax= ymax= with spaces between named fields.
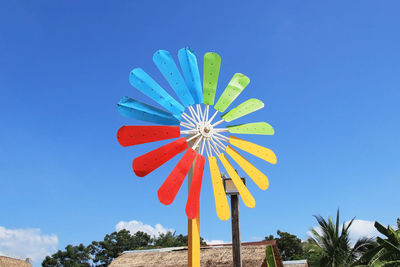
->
xmin=132 ymin=137 xmax=188 ymax=177
xmin=117 ymin=126 xmax=180 ymax=147
xmin=185 ymin=154 xmax=205 ymax=219
xmin=157 ymin=148 xmax=197 ymax=205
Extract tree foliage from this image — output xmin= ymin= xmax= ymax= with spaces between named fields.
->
xmin=310 ymin=209 xmax=373 ymax=266
xmin=352 ymin=218 xmax=400 ymax=267
xmin=42 ymin=244 xmax=91 ymax=267
xmin=301 ymin=238 xmax=325 ymax=267
xmin=89 ymin=230 xmax=152 ymax=266
xmin=154 ymin=232 xmax=206 ymax=248
xmin=265 ymin=230 xmax=304 ymax=260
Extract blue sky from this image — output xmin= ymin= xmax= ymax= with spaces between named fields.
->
xmin=1 ymin=1 xmax=399 ymax=265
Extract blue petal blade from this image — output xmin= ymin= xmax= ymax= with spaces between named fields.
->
xmin=129 ymin=68 xmax=184 ymax=119
xmin=153 ymin=50 xmax=195 ymax=107
xmin=178 ymin=48 xmax=203 ymax=104
xmin=117 ymin=96 xmax=180 ymax=125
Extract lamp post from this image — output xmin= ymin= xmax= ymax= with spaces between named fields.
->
xmin=223 ymin=173 xmax=246 ymax=267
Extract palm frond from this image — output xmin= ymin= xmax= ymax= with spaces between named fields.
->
xmin=375 ymin=221 xmax=390 ymax=237
xmin=369 ymin=247 xmax=387 ymax=266
xmin=381 ymin=260 xmax=400 ymax=267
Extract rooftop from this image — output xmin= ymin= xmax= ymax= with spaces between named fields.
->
xmin=110 ymin=241 xmax=284 ymax=267
xmin=0 ymin=256 xmax=32 ymax=267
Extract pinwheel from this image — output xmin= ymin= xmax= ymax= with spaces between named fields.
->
xmin=117 ymin=48 xmax=277 ymax=221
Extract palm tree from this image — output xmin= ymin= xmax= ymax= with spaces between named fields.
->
xmin=310 ymin=209 xmax=373 ymax=266
xmin=353 ymin=219 xmax=400 ymax=266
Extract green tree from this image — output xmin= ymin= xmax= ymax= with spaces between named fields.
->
xmin=302 ymin=238 xmax=325 ymax=267
xmin=42 ymin=244 xmax=91 ymax=267
xmin=153 ymin=232 xmax=206 ymax=247
xmin=89 ymin=229 xmax=152 ymax=266
xmin=153 ymin=232 xmax=183 ymax=247
xmin=265 ymin=230 xmax=304 ymax=260
xmin=310 ymin=209 xmax=373 ymax=266
xmin=353 ymin=218 xmax=400 ymax=266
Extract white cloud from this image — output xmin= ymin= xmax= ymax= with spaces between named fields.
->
xmin=308 ymin=219 xmax=379 ymax=245
xmin=115 ymin=220 xmax=173 ymax=237
xmin=204 ymin=239 xmax=226 ymax=245
xmin=0 ymin=226 xmax=58 ymax=264
xmin=347 ymin=219 xmax=379 ymax=242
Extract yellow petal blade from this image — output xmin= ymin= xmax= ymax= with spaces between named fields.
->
xmin=218 ymin=153 xmax=256 ymax=208
xmin=225 ymin=145 xmax=269 ymax=190
xmin=208 ymin=156 xmax=230 ymax=221
xmin=229 ymin=136 xmax=277 ymax=164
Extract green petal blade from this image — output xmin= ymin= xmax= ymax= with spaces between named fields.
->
xmin=203 ymin=52 xmax=221 ymax=105
xmin=227 ymin=122 xmax=274 ymax=135
xmin=221 ymin=99 xmax=264 ymax=122
xmin=214 ymin=73 xmax=250 ymax=113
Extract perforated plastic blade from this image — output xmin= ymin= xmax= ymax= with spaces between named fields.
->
xmin=178 ymin=48 xmax=203 ymax=104
xmin=214 ymin=73 xmax=250 ymax=113
xmin=227 ymin=122 xmax=274 ymax=135
xmin=225 ymin=145 xmax=269 ymax=190
xmin=203 ymin=52 xmax=221 ymax=105
xmin=132 ymin=137 xmax=188 ymax=177
xmin=153 ymin=50 xmax=194 ymax=107
xmin=117 ymin=126 xmax=180 ymax=147
xmin=218 ymin=153 xmax=255 ymax=208
xmin=221 ymin=98 xmax=264 ymax=122
xmin=117 ymin=97 xmax=180 ymax=125
xmin=185 ymin=154 xmax=205 ymax=219
xmin=158 ymin=148 xmax=197 ymax=205
xmin=208 ymin=156 xmax=230 ymax=221
xmin=129 ymin=68 xmax=184 ymax=118
xmin=229 ymin=136 xmax=277 ymax=164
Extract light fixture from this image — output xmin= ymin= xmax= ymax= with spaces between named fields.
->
xmin=223 ymin=173 xmax=246 ymax=195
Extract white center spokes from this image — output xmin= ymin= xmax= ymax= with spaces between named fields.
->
xmin=181 ymin=105 xmax=228 ymax=154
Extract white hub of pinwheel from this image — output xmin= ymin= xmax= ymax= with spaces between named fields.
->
xmin=198 ymin=121 xmax=213 ymax=138
xmin=180 ymin=105 xmax=228 ymax=154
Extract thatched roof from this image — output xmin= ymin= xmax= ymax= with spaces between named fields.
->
xmin=0 ymin=256 xmax=32 ymax=267
xmin=110 ymin=241 xmax=283 ymax=267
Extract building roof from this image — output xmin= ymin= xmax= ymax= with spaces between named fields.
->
xmin=0 ymin=256 xmax=32 ymax=267
xmin=110 ymin=240 xmax=283 ymax=267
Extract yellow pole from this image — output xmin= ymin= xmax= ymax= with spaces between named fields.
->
xmin=188 ymin=215 xmax=200 ymax=266
xmin=188 ymin=146 xmax=201 ymax=267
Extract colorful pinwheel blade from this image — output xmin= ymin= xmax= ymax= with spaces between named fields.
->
xmin=214 ymin=73 xmax=250 ymax=113
xmin=229 ymin=136 xmax=277 ymax=164
xmin=158 ymin=148 xmax=197 ymax=205
xmin=227 ymin=122 xmax=274 ymax=135
xmin=153 ymin=50 xmax=195 ymax=107
xmin=203 ymin=52 xmax=221 ymax=105
xmin=117 ymin=126 xmax=180 ymax=147
xmin=218 ymin=153 xmax=255 ymax=208
xmin=208 ymin=156 xmax=230 ymax=221
xmin=185 ymin=154 xmax=205 ymax=219
xmin=178 ymin=48 xmax=203 ymax=104
xmin=129 ymin=68 xmax=184 ymax=118
xmin=132 ymin=137 xmax=188 ymax=177
xmin=225 ymin=145 xmax=269 ymax=190
xmin=221 ymin=98 xmax=264 ymax=122
xmin=117 ymin=97 xmax=180 ymax=125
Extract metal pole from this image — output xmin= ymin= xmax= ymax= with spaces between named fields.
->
xmin=231 ymin=194 xmax=242 ymax=267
